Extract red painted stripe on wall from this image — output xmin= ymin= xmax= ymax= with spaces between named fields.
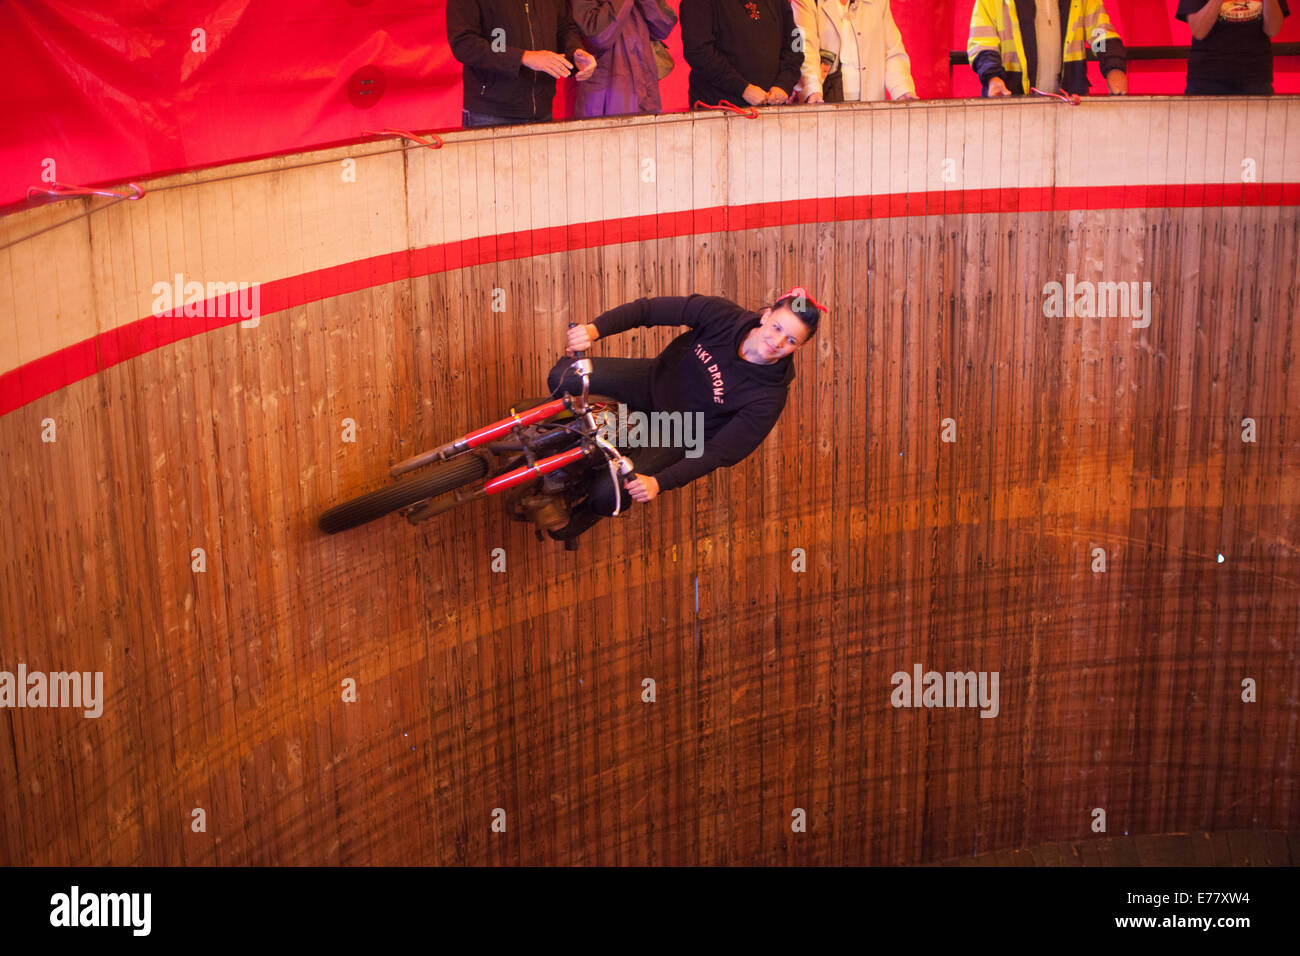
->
xmin=3 ymin=184 xmax=1298 ymax=417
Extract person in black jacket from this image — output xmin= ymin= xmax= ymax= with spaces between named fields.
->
xmin=680 ymin=0 xmax=804 ymax=107
xmin=544 ymin=291 xmax=823 ymax=541
xmin=447 ymin=0 xmax=597 ymax=126
xmin=1177 ymin=1 xmax=1289 ymax=95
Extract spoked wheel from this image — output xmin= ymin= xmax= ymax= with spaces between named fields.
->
xmin=318 ymin=453 xmax=490 ymax=534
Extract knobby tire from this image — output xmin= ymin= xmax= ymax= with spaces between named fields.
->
xmin=318 ymin=454 xmax=489 ymax=533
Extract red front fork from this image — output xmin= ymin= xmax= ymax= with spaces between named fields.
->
xmin=481 ymin=445 xmax=589 ymax=495
xmin=391 ymin=399 xmax=568 ymax=477
xmin=456 ymin=399 xmax=567 ymax=451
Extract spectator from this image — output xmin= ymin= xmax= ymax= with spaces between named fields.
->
xmin=572 ymin=0 xmax=679 ymax=116
xmin=968 ymin=0 xmax=1128 ymax=98
xmin=1177 ymin=1 xmax=1289 ymax=95
xmin=791 ymin=0 xmax=918 ymax=103
xmin=447 ymin=0 xmax=597 ymax=126
xmin=680 ymin=0 xmax=804 ymax=107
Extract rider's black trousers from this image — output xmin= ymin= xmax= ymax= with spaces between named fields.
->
xmin=546 ymin=356 xmax=686 ymax=518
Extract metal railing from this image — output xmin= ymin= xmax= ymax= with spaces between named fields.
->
xmin=950 ymin=42 xmax=1300 ymax=66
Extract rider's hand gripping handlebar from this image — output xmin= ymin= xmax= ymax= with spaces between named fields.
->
xmin=568 ymin=322 xmax=593 ymax=407
xmin=566 ymin=323 xmax=636 ymax=515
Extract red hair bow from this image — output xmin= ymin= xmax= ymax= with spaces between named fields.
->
xmin=782 ymin=286 xmax=828 ymax=314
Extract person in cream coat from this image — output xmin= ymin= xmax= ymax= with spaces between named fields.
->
xmin=791 ymin=0 xmax=918 ymax=102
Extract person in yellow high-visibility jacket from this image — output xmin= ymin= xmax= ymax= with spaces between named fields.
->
xmin=968 ymin=0 xmax=1128 ymax=97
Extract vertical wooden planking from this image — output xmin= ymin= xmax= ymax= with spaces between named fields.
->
xmin=1036 ymin=94 xmax=1067 ymax=770
xmin=316 ymin=153 xmax=369 ymax=863
xmin=441 ymin=134 xmax=483 ymax=865
xmin=851 ymin=102 xmax=882 ymax=864
xmin=540 ymin=122 xmax=581 ymax=864
xmin=99 ymin=188 xmax=168 ymax=866
xmin=1200 ymin=97 xmax=1246 ymax=827
xmin=0 ymin=104 xmax=1297 ymax=866
xmin=1243 ymin=94 xmax=1298 ymax=830
xmin=874 ymin=98 xmax=896 ymax=866
xmin=794 ymin=105 xmax=830 ymax=865
xmin=405 ymin=134 xmax=455 ymax=864
xmin=819 ymin=104 xmax=851 ymax=866
xmin=938 ymin=97 xmax=976 ymax=860
xmin=993 ymin=98 xmax=1028 ymax=858
xmin=499 ymin=128 xmax=541 ymax=868
xmin=1066 ymin=100 xmax=1116 ymax=839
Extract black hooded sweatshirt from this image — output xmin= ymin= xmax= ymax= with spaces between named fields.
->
xmin=680 ymin=0 xmax=804 ymax=106
xmin=591 ymin=295 xmax=795 ymax=492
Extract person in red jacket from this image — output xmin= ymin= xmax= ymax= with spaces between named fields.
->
xmin=545 ymin=291 xmax=823 ymax=541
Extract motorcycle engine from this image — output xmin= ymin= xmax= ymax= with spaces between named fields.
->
xmin=519 ymin=493 xmax=570 ymax=533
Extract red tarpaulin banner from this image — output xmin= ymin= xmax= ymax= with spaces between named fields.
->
xmin=2 ymin=1 xmax=1298 ymax=211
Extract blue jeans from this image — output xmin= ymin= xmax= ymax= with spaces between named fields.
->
xmin=462 ymin=110 xmax=544 ymax=129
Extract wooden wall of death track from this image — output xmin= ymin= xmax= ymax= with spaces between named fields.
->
xmin=0 ymin=98 xmax=1297 ymax=865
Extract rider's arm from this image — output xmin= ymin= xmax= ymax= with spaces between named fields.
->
xmin=651 ymin=393 xmax=786 ymax=492
xmin=591 ymin=295 xmax=737 ymax=339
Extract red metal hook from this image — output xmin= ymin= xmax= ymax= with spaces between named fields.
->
xmin=364 ymin=127 xmax=443 ymax=148
xmin=692 ymin=100 xmax=759 ymax=119
xmin=27 ymin=181 xmax=145 ymax=201
xmin=1031 ymin=87 xmax=1081 ymax=106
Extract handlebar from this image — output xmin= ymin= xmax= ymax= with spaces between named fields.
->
xmin=567 ymin=321 xmax=593 ymax=406
xmin=564 ymin=323 xmax=633 ymax=513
